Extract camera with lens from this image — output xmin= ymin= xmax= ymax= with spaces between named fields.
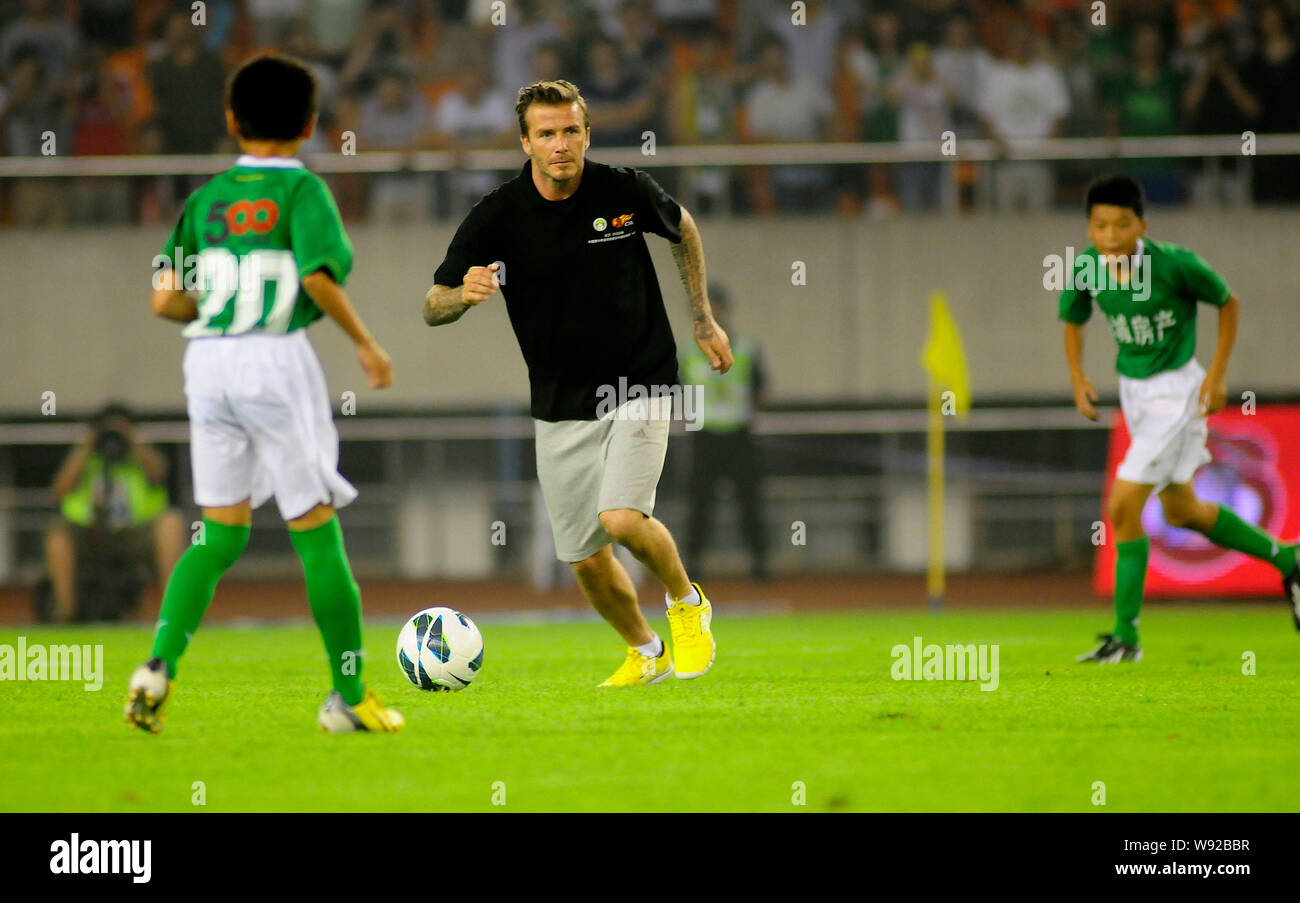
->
xmin=92 ymin=403 xmax=134 ymax=463
xmin=95 ymin=427 xmax=129 ymax=462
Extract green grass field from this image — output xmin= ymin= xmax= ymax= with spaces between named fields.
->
xmin=3 ymin=606 xmax=1299 ymax=812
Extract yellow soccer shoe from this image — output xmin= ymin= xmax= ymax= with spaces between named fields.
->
xmin=599 ymin=643 xmax=674 ymax=687
xmin=667 ymin=583 xmax=715 ymax=679
xmin=318 ymin=688 xmax=405 ymax=733
xmin=124 ymin=657 xmax=174 ymax=734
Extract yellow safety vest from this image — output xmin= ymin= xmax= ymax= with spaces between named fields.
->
xmin=681 ymin=336 xmax=758 ymax=433
xmin=61 ymin=455 xmax=168 ymax=529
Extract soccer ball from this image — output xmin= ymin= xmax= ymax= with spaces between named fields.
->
xmin=396 ymin=607 xmax=484 ymax=692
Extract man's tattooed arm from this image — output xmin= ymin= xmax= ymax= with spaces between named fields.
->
xmin=670 ymin=206 xmax=715 ymax=341
xmin=423 ymin=284 xmax=472 ymax=326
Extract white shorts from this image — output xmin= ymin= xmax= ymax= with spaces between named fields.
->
xmin=1116 ymin=357 xmax=1212 ymax=489
xmin=183 ymin=331 xmax=357 ymax=521
xmin=534 ymin=397 xmax=672 ymax=563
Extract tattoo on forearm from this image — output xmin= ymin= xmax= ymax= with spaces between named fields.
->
xmin=671 ymin=220 xmax=712 ymax=339
xmin=423 ymin=286 xmax=472 ymax=326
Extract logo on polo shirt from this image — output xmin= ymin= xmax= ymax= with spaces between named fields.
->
xmin=588 ymin=213 xmax=639 ymax=245
xmin=593 ymin=214 xmax=634 ymax=233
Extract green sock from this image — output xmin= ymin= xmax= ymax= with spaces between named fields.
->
xmin=151 ymin=520 xmax=250 ymax=678
xmin=290 ymin=516 xmax=365 ymax=706
xmin=1114 ymin=537 xmax=1149 ymax=646
xmin=1206 ymin=505 xmax=1297 ymax=575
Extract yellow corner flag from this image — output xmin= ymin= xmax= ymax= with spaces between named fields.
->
xmin=921 ymin=291 xmax=971 ymax=420
xmin=919 ymin=291 xmax=970 ymax=611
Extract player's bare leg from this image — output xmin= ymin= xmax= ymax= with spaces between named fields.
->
xmin=599 ymin=508 xmax=715 ymax=679
xmin=597 ymin=508 xmax=691 ymax=600
xmin=1156 ymin=482 xmax=1219 ymax=533
xmin=152 ymin=508 xmax=188 ymax=588
xmin=44 ymin=521 xmax=77 ymax=622
xmin=576 ymin=544 xmax=674 ymax=687
xmin=287 ymin=502 xmax=332 ymax=530
xmin=207 ymin=500 xmax=254 ymax=527
xmin=1106 ymin=479 xmax=1157 ymax=543
xmin=571 ymin=544 xmax=654 ymax=647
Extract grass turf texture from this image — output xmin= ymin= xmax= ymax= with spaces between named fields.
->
xmin=2 ymin=606 xmax=1298 ymax=812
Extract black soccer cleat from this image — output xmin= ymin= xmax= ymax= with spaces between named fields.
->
xmin=1283 ymin=568 xmax=1300 ymax=631
xmin=1077 ymin=634 xmax=1120 ymax=662
xmin=1098 ymin=641 xmax=1142 ymax=664
xmin=1076 ymin=633 xmax=1142 ymax=663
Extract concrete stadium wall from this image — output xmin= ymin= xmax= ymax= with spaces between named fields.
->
xmin=2 ymin=209 xmax=1297 ymax=416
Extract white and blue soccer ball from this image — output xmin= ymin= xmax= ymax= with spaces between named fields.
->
xmin=396 ymin=607 xmax=484 ymax=692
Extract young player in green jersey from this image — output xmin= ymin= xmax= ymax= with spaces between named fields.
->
xmin=124 ymin=53 xmax=404 ymax=733
xmin=1060 ymin=174 xmax=1300 ymax=663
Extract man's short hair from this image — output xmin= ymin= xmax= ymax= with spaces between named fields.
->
xmin=515 ymin=79 xmax=590 ymax=136
xmin=1085 ymin=174 xmax=1146 ymax=218
xmin=226 ymin=52 xmax=318 ymax=142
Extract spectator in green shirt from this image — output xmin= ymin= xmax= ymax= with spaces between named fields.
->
xmin=1103 ymin=22 xmax=1185 ymax=201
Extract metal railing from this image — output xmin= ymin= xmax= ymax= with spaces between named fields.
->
xmin=0 ymin=405 xmax=1114 ymax=445
xmin=1 ymin=134 xmax=1295 ymax=178
xmin=0 ymin=406 xmax=1113 ymax=584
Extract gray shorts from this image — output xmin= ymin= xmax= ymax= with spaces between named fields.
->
xmin=534 ymin=398 xmax=672 ymax=562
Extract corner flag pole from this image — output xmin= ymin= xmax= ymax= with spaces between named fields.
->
xmin=927 ymin=377 xmax=945 ymax=613
xmin=920 ymin=290 xmax=970 ymax=615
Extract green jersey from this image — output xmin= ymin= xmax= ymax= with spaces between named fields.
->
xmin=1058 ymin=237 xmax=1231 ymax=379
xmin=159 ymin=156 xmax=352 ymax=338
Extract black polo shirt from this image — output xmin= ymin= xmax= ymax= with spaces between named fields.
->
xmin=433 ymin=159 xmax=683 ymax=421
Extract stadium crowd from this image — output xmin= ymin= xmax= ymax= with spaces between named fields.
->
xmin=1 ymin=0 xmax=1299 ymax=224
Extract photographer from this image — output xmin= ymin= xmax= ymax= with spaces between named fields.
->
xmin=682 ymin=285 xmax=770 ymax=583
xmin=42 ymin=404 xmax=185 ymax=622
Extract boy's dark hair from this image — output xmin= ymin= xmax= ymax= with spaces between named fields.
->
xmin=226 ymin=53 xmax=318 ymax=142
xmin=1085 ymin=174 xmax=1146 ymax=218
